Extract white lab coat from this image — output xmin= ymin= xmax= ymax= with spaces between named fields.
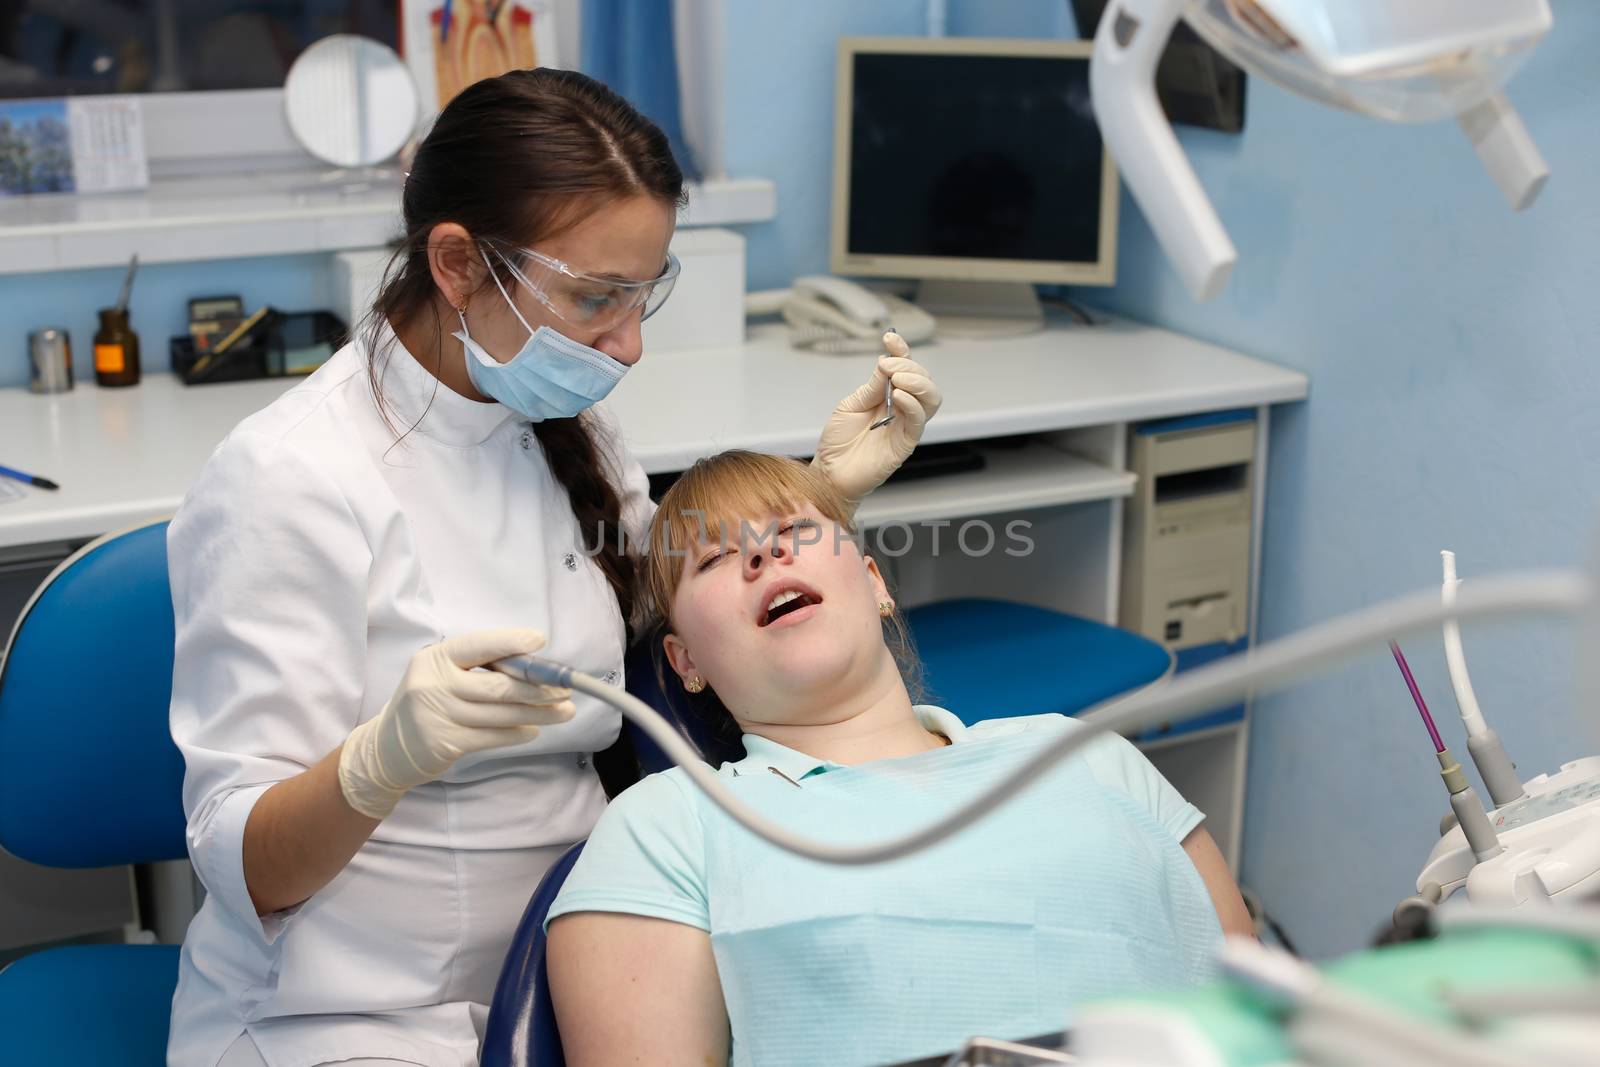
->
xmin=166 ymin=325 xmax=653 ymax=1067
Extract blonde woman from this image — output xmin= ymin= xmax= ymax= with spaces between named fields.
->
xmin=546 ymin=450 xmax=1252 ymax=1067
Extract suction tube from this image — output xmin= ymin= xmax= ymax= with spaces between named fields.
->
xmin=492 ymin=571 xmax=1583 ymax=867
xmin=1442 ymin=551 xmax=1526 ymax=807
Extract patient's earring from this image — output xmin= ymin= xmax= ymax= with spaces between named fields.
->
xmin=684 ymin=675 xmax=706 ymax=694
xmin=878 ymin=600 xmax=894 ymax=618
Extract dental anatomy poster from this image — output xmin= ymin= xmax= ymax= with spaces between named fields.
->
xmin=401 ymin=1 xmax=560 ymax=113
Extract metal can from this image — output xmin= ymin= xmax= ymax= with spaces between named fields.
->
xmin=28 ymin=327 xmax=74 ymax=394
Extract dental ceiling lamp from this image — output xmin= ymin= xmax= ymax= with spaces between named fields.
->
xmin=1090 ymin=1 xmax=1554 ymax=300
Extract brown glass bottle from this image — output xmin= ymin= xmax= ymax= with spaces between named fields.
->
xmin=93 ymin=307 xmax=141 ymax=387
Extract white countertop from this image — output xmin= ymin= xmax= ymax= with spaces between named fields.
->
xmin=0 ymin=317 xmax=1306 ymax=549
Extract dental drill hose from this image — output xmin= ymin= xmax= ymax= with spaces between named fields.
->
xmin=1438 ymin=749 xmax=1504 ymax=863
xmin=489 ymin=571 xmax=1585 ymax=868
xmin=1443 ymin=551 xmax=1526 ymax=807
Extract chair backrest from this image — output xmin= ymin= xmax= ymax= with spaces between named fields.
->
xmin=480 ymin=638 xmax=746 ymax=1066
xmin=622 ymin=627 xmax=745 ymax=776
xmin=485 ymin=624 xmax=756 ymax=1065
xmin=0 ymin=520 xmax=186 ymax=867
xmin=481 ymin=840 xmax=587 ymax=1067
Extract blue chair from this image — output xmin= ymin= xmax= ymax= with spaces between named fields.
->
xmin=904 ymin=598 xmax=1173 ymax=725
xmin=482 ymin=629 xmax=746 ymax=1066
xmin=0 ymin=519 xmax=185 ymax=1067
xmin=620 ymin=629 xmax=747 ymax=775
xmin=481 ymin=841 xmax=587 ymax=1067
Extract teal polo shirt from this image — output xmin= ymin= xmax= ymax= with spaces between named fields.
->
xmin=548 ymin=708 xmax=1221 ymax=1066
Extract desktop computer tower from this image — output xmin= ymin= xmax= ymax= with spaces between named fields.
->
xmin=1120 ymin=411 xmax=1255 ymax=650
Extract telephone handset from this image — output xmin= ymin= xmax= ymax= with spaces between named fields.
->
xmin=783 ymin=275 xmax=936 ymax=353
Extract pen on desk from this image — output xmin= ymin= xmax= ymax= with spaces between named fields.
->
xmin=0 ymin=464 xmax=60 ymax=491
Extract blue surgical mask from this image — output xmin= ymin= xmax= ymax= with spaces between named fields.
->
xmin=454 ymin=268 xmax=629 ymax=422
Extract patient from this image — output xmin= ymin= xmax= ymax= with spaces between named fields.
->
xmin=546 ymin=451 xmax=1252 ymax=1067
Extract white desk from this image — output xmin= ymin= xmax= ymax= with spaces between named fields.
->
xmin=0 ymin=317 xmax=1305 ymax=550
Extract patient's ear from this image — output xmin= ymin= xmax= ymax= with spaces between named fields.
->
xmin=863 ymin=555 xmax=890 ymax=603
xmin=661 ymin=631 xmax=699 ymax=684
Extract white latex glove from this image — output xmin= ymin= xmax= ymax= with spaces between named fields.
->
xmin=811 ymin=332 xmax=943 ymax=508
xmin=338 ymin=629 xmax=575 ymax=819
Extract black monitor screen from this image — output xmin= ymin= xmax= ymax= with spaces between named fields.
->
xmin=846 ymin=51 xmax=1105 ymax=264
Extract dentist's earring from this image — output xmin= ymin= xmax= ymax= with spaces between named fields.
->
xmin=684 ymin=676 xmax=706 ymax=694
xmin=878 ymin=601 xmax=894 ymax=618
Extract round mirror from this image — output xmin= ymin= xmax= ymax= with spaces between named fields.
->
xmin=284 ymin=35 xmax=419 ymax=169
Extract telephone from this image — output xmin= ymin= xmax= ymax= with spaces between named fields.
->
xmin=782 ymin=275 xmax=936 ymax=354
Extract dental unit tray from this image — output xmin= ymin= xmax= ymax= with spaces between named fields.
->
xmin=1418 ymin=756 xmax=1600 ymax=906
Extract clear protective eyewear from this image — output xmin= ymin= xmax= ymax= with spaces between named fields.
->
xmin=483 ymin=241 xmax=680 ymax=335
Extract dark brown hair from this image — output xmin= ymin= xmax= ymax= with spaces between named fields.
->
xmin=360 ymin=68 xmax=686 ymax=626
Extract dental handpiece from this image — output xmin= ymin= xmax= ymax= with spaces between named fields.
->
xmin=484 ymin=569 xmax=1584 ymax=868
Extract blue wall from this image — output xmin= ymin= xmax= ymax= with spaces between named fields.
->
xmin=722 ymin=0 xmax=928 ymax=291
xmin=1091 ymin=4 xmax=1600 ymax=957
xmin=724 ymin=1 xmax=1072 ymax=289
xmin=0 ymin=254 xmax=333 ymax=389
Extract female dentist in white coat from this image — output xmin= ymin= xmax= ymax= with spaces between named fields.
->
xmin=166 ymin=69 xmax=941 ymax=1067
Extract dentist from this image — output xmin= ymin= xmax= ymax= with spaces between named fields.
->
xmin=166 ymin=68 xmax=941 ymax=1067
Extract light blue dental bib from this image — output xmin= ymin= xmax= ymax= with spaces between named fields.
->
xmin=556 ymin=716 xmax=1216 ymax=1067
xmin=694 ymin=723 xmax=1220 ymax=1065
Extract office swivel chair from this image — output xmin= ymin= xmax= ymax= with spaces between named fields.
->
xmin=0 ymin=519 xmax=186 ymax=1067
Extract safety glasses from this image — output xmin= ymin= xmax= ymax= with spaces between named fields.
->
xmin=483 ymin=241 xmax=680 ymax=335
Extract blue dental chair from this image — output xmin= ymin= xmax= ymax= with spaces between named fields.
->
xmin=481 ymin=633 xmax=744 ymax=1067
xmin=0 ymin=519 xmax=187 ymax=1067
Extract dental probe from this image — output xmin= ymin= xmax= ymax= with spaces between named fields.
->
xmin=870 ymin=328 xmax=898 ymax=430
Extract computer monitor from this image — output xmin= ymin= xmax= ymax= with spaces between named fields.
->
xmin=831 ymin=37 xmax=1118 ymax=334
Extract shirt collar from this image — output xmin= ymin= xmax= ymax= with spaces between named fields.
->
xmin=728 ymin=705 xmax=970 ymax=782
xmin=368 ymin=319 xmax=518 ymax=447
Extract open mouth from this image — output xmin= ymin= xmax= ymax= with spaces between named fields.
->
xmin=760 ymin=587 xmax=823 ymax=627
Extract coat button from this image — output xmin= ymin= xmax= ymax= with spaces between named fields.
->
xmin=519 ymin=428 xmax=534 ymax=450
xmin=603 ymin=670 xmax=620 ymax=686
xmin=563 ymin=552 xmax=578 ymax=571
xmin=576 ymin=755 xmax=589 ymax=769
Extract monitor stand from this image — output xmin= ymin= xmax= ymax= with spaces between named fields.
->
xmin=915 ymin=280 xmax=1045 ymax=338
